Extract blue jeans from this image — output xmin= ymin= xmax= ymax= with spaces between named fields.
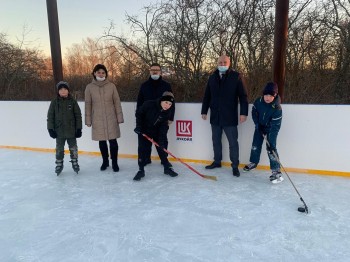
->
xmin=249 ymin=129 xmax=280 ymax=171
xmin=211 ymin=125 xmax=239 ymax=168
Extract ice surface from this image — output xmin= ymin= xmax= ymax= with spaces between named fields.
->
xmin=1 ymin=149 xmax=350 ymax=262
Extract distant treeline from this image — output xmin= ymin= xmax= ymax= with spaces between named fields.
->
xmin=1 ymin=0 xmax=349 ymax=104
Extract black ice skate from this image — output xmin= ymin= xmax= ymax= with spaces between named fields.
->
xmin=55 ymin=160 xmax=64 ymax=176
xmin=70 ymin=159 xmax=80 ymax=174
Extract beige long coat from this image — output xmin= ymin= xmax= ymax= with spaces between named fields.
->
xmin=85 ymin=79 xmax=124 ymax=141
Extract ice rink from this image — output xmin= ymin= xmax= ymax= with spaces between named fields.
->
xmin=1 ymin=148 xmax=349 ymax=261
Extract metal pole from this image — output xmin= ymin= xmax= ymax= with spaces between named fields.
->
xmin=46 ymin=0 xmax=63 ymax=84
xmin=272 ymin=0 xmax=289 ymax=102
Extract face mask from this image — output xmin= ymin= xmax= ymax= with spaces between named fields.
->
xmin=151 ymin=75 xmax=160 ymax=80
xmin=96 ymin=76 xmax=105 ymax=81
xmin=218 ymin=66 xmax=229 ymax=73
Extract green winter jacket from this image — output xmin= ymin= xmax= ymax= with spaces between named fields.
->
xmin=47 ymin=95 xmax=82 ymax=138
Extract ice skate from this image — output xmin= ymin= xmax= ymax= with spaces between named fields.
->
xmin=70 ymin=158 xmax=80 ymax=174
xmin=55 ymin=160 xmax=64 ymax=176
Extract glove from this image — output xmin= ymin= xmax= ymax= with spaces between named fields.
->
xmin=134 ymin=127 xmax=142 ymax=135
xmin=75 ymin=129 xmax=82 ymax=138
xmin=256 ymin=124 xmax=265 ymax=135
xmin=48 ymin=129 xmax=57 ymax=139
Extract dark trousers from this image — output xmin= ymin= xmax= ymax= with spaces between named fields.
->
xmin=143 ymin=131 xmax=169 ymax=161
xmin=137 ymin=134 xmax=169 ymax=170
xmin=249 ymin=129 xmax=280 ymax=171
xmin=56 ymin=137 xmax=77 ymax=160
xmin=99 ymin=139 xmax=118 ymax=161
xmin=211 ymin=124 xmax=239 ymax=168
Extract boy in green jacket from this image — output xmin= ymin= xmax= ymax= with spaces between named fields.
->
xmin=47 ymin=81 xmax=82 ymax=175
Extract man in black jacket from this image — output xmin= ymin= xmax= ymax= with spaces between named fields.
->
xmin=137 ymin=63 xmax=175 ymax=166
xmin=133 ymin=92 xmax=178 ymax=181
xmin=201 ymin=55 xmax=249 ymax=177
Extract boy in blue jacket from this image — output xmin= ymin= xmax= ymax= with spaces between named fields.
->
xmin=243 ymin=82 xmax=283 ymax=183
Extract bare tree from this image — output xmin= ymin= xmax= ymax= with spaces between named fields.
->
xmin=0 ymin=31 xmax=48 ymax=100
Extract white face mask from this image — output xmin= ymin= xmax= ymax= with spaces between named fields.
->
xmin=96 ymin=76 xmax=106 ymax=81
xmin=218 ymin=66 xmax=229 ymax=73
xmin=151 ymin=75 xmax=160 ymax=80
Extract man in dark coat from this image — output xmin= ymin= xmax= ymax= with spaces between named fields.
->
xmin=201 ymin=55 xmax=249 ymax=177
xmin=136 ymin=63 xmax=175 ymax=166
xmin=133 ymin=92 xmax=178 ymax=181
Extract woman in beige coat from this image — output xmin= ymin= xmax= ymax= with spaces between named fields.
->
xmin=85 ymin=64 xmax=124 ymax=172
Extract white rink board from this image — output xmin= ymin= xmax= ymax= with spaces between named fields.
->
xmin=0 ymin=101 xmax=349 ymax=173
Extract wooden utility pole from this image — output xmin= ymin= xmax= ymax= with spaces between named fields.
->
xmin=272 ymin=0 xmax=289 ymax=102
xmin=46 ymin=0 xmax=63 ymax=84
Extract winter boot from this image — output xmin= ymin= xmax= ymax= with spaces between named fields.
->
xmin=269 ymin=171 xmax=284 ymax=184
xmin=110 ymin=139 xmax=119 ymax=172
xmin=100 ymin=159 xmax=109 ymax=171
xmin=133 ymin=170 xmax=145 ymax=181
xmin=112 ymin=160 xmax=119 ymax=172
xmin=164 ymin=166 xmax=178 ymax=177
xmin=232 ymin=167 xmax=240 ymax=177
xmin=55 ymin=160 xmax=64 ymax=175
xmin=99 ymin=141 xmax=109 ymax=171
xmin=70 ymin=158 xmax=80 ymax=174
xmin=243 ymin=162 xmax=257 ymax=172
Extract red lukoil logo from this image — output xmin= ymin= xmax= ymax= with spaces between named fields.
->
xmin=176 ymin=120 xmax=192 ymax=137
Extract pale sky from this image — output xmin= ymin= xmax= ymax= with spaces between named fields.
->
xmin=1 ymin=0 xmax=153 ymax=56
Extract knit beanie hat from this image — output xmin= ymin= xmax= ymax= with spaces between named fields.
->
xmin=56 ymin=81 xmax=69 ymax=92
xmin=263 ymin=82 xmax=278 ymax=96
xmin=160 ymin=91 xmax=175 ymax=103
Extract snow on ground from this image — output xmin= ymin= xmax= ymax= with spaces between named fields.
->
xmin=0 ymin=148 xmax=349 ymax=262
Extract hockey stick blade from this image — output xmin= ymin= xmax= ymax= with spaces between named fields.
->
xmin=202 ymin=174 xmax=217 ymax=181
xmin=264 ymin=135 xmax=310 ymax=214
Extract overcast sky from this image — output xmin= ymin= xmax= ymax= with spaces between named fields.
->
xmin=1 ymin=0 xmax=153 ymax=56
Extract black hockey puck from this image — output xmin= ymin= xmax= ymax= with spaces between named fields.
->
xmin=298 ymin=207 xmax=306 ymax=213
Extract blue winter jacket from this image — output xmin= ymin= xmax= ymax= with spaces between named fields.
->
xmin=252 ymin=95 xmax=282 ymax=147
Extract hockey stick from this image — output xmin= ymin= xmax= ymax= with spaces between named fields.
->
xmin=264 ymin=136 xmax=310 ymax=214
xmin=141 ymin=133 xmax=217 ymax=181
